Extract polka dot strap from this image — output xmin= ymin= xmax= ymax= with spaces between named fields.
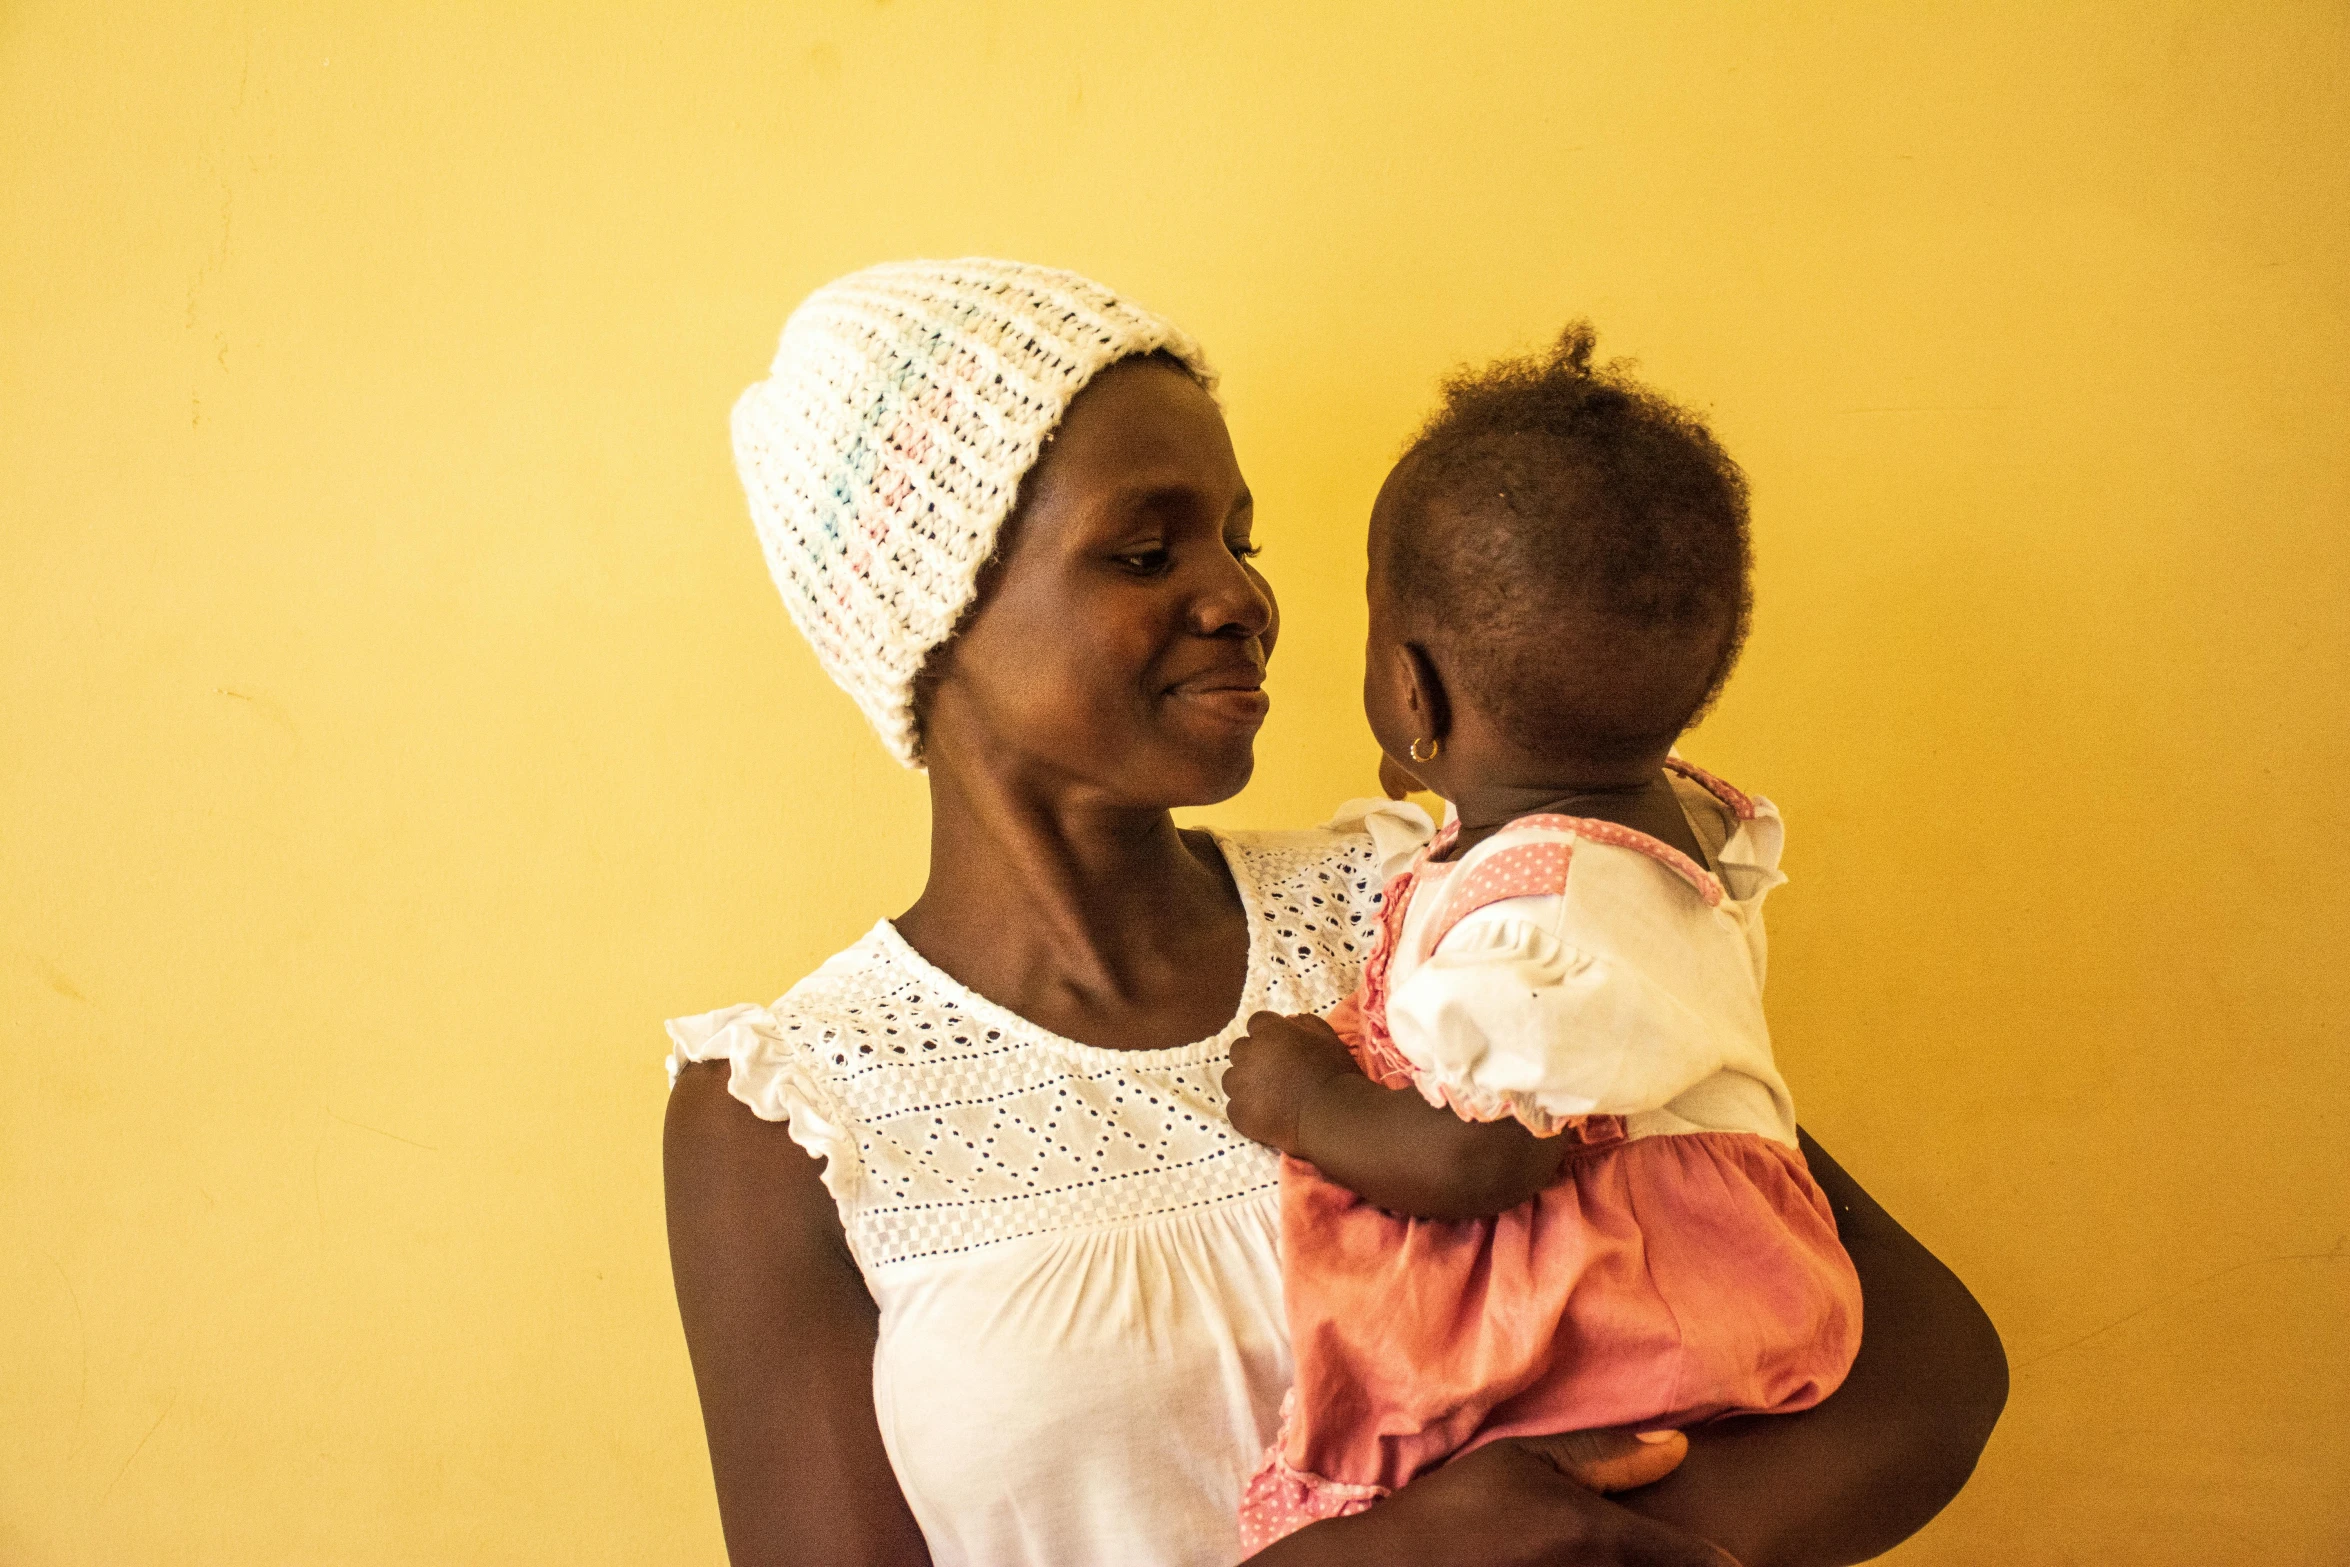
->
xmin=1417 ymin=834 xmax=1578 ymax=959
xmin=1418 ymin=807 xmax=1733 ymax=960
xmin=1664 ymin=754 xmax=1757 ymax=820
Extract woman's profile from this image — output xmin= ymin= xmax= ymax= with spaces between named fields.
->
xmin=662 ymin=257 xmax=2006 ymax=1567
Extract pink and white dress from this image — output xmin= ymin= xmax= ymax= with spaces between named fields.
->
xmin=1237 ymin=759 xmax=1864 ymax=1550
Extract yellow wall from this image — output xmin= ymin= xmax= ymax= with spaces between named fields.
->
xmin=5 ymin=3 xmax=2344 ymax=1560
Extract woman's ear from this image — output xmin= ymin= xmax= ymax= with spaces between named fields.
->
xmin=1396 ymin=641 xmax=1452 ymax=744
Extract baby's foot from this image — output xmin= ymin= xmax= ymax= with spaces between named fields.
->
xmin=1521 ymin=1426 xmax=1689 ymax=1493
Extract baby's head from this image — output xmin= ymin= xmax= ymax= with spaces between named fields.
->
xmin=1365 ymin=324 xmax=1752 ymax=792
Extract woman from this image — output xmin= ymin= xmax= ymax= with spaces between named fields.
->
xmin=664 ymin=258 xmax=2006 ymax=1567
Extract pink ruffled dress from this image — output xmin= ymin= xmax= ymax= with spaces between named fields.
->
xmin=1237 ymin=760 xmax=1864 ymax=1550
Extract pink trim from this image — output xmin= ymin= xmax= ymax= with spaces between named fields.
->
xmin=1420 ymin=1078 xmax=1626 ymax=1143
xmin=1345 ymin=873 xmax=1423 ymax=1090
xmin=1664 ymin=755 xmax=1757 ymax=821
xmin=1236 ymin=1397 xmax=1392 ymax=1553
xmin=1419 ymin=837 xmax=1577 ymax=957
xmin=1504 ymin=813 xmax=1725 ymax=908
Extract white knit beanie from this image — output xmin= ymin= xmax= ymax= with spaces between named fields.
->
xmin=731 ymin=257 xmax=1215 ymax=768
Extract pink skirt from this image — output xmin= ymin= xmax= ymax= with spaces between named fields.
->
xmin=1238 ymin=1123 xmax=1863 ymax=1551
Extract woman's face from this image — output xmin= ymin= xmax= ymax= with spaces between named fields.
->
xmin=919 ymin=358 xmax=1277 ymax=808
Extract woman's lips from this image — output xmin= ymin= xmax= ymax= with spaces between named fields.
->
xmin=1168 ymin=679 xmax=1271 ymax=726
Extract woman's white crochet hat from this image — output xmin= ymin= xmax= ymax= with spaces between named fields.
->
xmin=731 ymin=257 xmax=1214 ymax=768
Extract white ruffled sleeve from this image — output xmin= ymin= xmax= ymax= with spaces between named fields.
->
xmin=1383 ymin=914 xmax=1729 ymax=1134
xmin=666 ymin=1003 xmax=863 ymax=1205
xmin=1318 ymin=796 xmax=1438 ymax=884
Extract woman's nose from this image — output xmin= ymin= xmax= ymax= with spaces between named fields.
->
xmin=1191 ymin=548 xmax=1275 ymax=640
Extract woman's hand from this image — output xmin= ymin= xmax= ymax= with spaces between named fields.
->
xmin=1223 ymin=1010 xmax=1361 ymax=1155
xmin=1252 ymin=1429 xmax=1739 ymax=1567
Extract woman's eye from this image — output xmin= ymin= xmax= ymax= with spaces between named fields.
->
xmin=1229 ymin=540 xmax=1263 ymax=561
xmin=1113 ymin=546 xmax=1172 ymax=574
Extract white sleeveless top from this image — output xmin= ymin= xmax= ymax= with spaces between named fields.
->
xmin=666 ymin=827 xmax=1385 ymax=1567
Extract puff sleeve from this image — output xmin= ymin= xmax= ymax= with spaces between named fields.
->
xmin=1382 ymin=911 xmax=1731 ymax=1135
xmin=1318 ymin=796 xmax=1438 ymax=885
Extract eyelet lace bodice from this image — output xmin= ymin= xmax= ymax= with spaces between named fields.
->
xmin=667 ymin=827 xmax=1385 ymax=1271
xmin=666 ymin=825 xmax=1386 ymax=1567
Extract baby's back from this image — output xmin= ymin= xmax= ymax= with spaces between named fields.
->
xmin=1378 ymin=757 xmax=1795 ymax=1145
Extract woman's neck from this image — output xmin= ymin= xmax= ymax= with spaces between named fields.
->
xmin=892 ymin=764 xmax=1252 ymax=1052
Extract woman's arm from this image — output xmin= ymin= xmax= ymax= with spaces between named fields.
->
xmin=672 ymin=1057 xmax=1999 ymax=1567
xmin=1613 ymin=1131 xmax=2008 ymax=1565
xmin=1250 ymin=1429 xmax=1739 ymax=1567
xmin=1226 ymin=1012 xmax=2006 ymax=1565
xmin=663 ymin=1061 xmax=932 ymax=1567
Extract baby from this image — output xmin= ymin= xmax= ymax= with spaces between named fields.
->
xmin=1225 ymin=326 xmax=1863 ymax=1549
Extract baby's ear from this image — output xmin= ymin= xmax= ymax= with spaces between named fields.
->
xmin=1398 ymin=641 xmax=1452 ymax=740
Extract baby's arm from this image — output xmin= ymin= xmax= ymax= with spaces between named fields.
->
xmin=1223 ymin=1011 xmax=1571 ymax=1220
xmin=1226 ymin=886 xmax=1746 ymax=1217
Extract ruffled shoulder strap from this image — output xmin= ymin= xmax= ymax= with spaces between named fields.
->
xmin=1664 ymin=755 xmax=1787 ymax=904
xmin=1318 ymin=795 xmax=1438 ymax=884
xmin=1416 ymin=826 xmax=1578 ymax=957
xmin=666 ymin=1003 xmax=863 ymax=1206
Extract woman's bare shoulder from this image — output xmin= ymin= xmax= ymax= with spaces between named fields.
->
xmin=663 ymin=1062 xmax=844 ymax=1234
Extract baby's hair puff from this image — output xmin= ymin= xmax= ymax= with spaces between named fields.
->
xmin=1384 ymin=323 xmax=1753 ymax=774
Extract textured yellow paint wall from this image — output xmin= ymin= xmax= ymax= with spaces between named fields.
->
xmin=4 ymin=3 xmax=2344 ymax=1561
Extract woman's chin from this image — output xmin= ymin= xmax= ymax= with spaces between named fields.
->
xmin=1141 ymin=740 xmax=1257 ymax=810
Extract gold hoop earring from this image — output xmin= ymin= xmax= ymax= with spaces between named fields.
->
xmin=1409 ymin=736 xmax=1441 ymax=764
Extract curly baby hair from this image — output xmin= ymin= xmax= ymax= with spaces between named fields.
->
xmin=1383 ymin=323 xmax=1753 ymax=773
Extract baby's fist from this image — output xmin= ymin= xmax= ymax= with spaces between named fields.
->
xmin=1222 ymin=1010 xmax=1358 ymax=1155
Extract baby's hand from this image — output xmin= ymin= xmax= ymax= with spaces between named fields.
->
xmin=1222 ymin=1011 xmax=1360 ymax=1155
